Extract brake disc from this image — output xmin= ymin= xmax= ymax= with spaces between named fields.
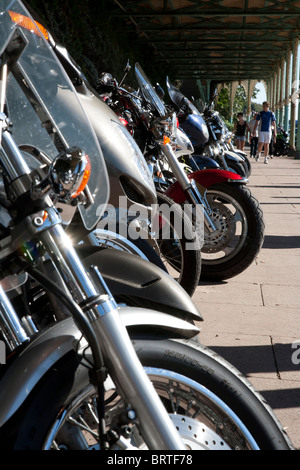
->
xmin=169 ymin=414 xmax=231 ymax=450
xmin=202 ymin=202 xmax=235 ymax=253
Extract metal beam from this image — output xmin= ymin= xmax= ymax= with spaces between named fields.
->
xmin=110 ymin=11 xmax=300 ymax=18
xmin=155 ymin=49 xmax=287 ymax=55
xmin=155 ymin=57 xmax=281 ymax=62
xmin=175 ymin=63 xmax=273 ymax=68
xmin=140 ymin=39 xmax=291 ymax=43
xmin=135 ymin=26 xmax=298 ymax=33
xmin=177 ymin=76 xmax=272 ymax=80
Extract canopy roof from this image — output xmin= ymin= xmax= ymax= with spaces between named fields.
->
xmin=110 ymin=0 xmax=300 ymax=83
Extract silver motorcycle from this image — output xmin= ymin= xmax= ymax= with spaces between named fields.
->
xmin=34 ymin=23 xmax=202 ymax=296
xmin=0 ymin=1 xmax=293 ymax=450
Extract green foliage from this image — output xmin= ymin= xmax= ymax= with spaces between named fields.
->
xmin=223 ymin=119 xmax=234 ymax=132
xmin=233 ymin=85 xmax=247 ymax=115
xmin=24 ymin=0 xmax=176 ymax=88
xmin=215 ymin=82 xmax=262 ymax=122
xmin=251 ymin=102 xmax=263 ymax=112
xmin=215 ymin=87 xmax=230 ymax=120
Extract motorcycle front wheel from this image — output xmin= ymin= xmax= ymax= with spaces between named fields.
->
xmin=3 ymin=338 xmax=292 ymax=450
xmin=152 ymin=192 xmax=202 ymax=296
xmin=227 ymin=161 xmax=247 ymax=178
xmin=86 ymin=196 xmax=201 ymax=296
xmin=199 ymin=182 xmax=265 ymax=281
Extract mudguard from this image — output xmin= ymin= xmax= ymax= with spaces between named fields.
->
xmin=165 ymin=168 xmax=246 ymax=204
xmin=188 ymin=154 xmax=220 ymax=171
xmin=233 ymin=149 xmax=247 ymax=157
xmin=76 ymin=246 xmax=202 ymax=322
xmin=224 ymin=151 xmax=245 ymax=163
xmin=0 ymin=310 xmax=200 ymax=426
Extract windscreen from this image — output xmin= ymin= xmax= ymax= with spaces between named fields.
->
xmin=0 ymin=0 xmax=109 ymax=230
xmin=135 ymin=63 xmax=167 ymax=117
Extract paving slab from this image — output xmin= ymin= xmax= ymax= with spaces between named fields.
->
xmin=194 ymin=154 xmax=300 ymax=449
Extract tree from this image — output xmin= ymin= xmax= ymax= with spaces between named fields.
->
xmin=233 ymin=85 xmax=247 ymax=115
xmin=216 ymin=83 xmax=260 ymax=121
xmin=215 ymin=86 xmax=230 ymax=120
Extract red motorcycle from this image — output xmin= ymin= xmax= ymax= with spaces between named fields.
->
xmin=97 ymin=64 xmax=265 ymax=282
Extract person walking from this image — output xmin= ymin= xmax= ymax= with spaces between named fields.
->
xmin=248 ymin=112 xmax=259 ymax=158
xmin=233 ymin=113 xmax=250 ymax=151
xmin=269 ymin=123 xmax=277 ymax=159
xmin=253 ymin=101 xmax=277 ymax=164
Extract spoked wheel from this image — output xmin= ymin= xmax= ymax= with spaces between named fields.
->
xmin=4 ymin=338 xmax=292 ymax=450
xmin=199 ymin=183 xmax=265 ymax=281
xmin=44 ymin=371 xmax=254 ymax=450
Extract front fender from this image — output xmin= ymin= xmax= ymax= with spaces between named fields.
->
xmin=165 ymin=169 xmax=245 ymax=204
xmin=189 ymin=155 xmax=220 ymax=171
xmin=0 ymin=309 xmax=200 ymax=426
xmin=224 ymin=151 xmax=244 ymax=162
xmin=77 ymin=246 xmax=203 ymax=323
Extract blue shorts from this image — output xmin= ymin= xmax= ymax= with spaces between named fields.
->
xmin=236 ymin=136 xmax=245 ymax=141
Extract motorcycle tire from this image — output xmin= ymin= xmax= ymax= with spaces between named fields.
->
xmin=242 ymin=156 xmax=251 ymax=177
xmin=153 ymin=192 xmax=202 ymax=296
xmin=199 ymin=182 xmax=265 ymax=281
xmin=89 ymin=211 xmax=200 ymax=296
xmin=227 ymin=161 xmax=247 ymax=178
xmin=2 ymin=337 xmax=292 ymax=450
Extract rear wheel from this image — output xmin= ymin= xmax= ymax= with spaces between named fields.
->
xmin=2 ymin=338 xmax=292 ymax=450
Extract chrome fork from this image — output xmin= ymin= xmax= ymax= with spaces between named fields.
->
xmin=159 ymin=142 xmax=217 ymax=232
xmin=0 ymin=119 xmax=184 ymax=449
xmin=22 ymin=207 xmax=185 ymax=450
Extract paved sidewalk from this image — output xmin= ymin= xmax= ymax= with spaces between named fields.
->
xmin=194 ymin=153 xmax=300 ymax=449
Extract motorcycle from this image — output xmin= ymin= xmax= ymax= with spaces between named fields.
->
xmin=33 ymin=26 xmax=202 ymax=296
xmin=101 ymin=64 xmax=265 ymax=282
xmin=161 ymin=74 xmax=264 ymax=281
xmin=0 ymin=1 xmax=293 ymax=450
xmin=274 ymin=125 xmax=289 ymax=156
xmin=166 ymin=79 xmax=251 ymax=178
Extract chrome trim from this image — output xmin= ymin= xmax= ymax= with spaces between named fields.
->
xmin=0 ymin=284 xmax=29 ymax=351
xmin=145 ymin=367 xmax=260 ymax=450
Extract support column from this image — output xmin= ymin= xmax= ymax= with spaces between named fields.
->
xmin=196 ymin=79 xmax=206 ymax=104
xmin=270 ymin=76 xmax=274 ymax=111
xmin=296 ymin=100 xmax=300 ymax=159
xmin=284 ymin=49 xmax=292 ymax=132
xmin=247 ymin=80 xmax=251 ymax=121
xmin=290 ymin=37 xmax=299 ymax=155
xmin=279 ymin=56 xmax=285 ymax=125
xmin=229 ymin=82 xmax=233 ymax=123
xmin=275 ymin=63 xmax=281 ymax=122
xmin=272 ymin=72 xmax=277 ymax=113
xmin=268 ymin=78 xmax=272 ymax=108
